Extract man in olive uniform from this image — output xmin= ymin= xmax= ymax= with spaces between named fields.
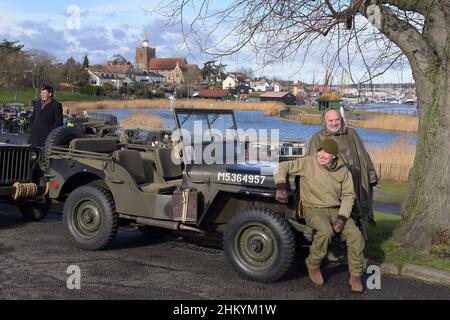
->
xmin=274 ymin=139 xmax=365 ymax=292
xmin=307 ymin=108 xmax=378 ymax=227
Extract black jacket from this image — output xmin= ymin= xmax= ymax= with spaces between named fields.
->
xmin=29 ymin=99 xmax=64 ymax=147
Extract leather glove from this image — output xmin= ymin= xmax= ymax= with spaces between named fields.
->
xmin=333 ymin=215 xmax=347 ymax=234
xmin=275 ymin=183 xmax=289 ymax=203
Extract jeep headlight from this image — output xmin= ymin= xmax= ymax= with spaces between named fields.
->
xmin=30 ymin=150 xmax=39 ymax=161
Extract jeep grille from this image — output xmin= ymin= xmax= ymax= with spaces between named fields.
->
xmin=0 ymin=148 xmax=33 ymax=185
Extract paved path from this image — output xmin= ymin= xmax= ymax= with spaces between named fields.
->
xmin=373 ymin=201 xmax=401 ymax=215
xmin=1 ymin=203 xmax=449 ymax=300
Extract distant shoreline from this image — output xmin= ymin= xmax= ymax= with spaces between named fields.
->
xmin=281 ymin=106 xmax=418 ymax=133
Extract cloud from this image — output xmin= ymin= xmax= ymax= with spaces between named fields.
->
xmin=0 ymin=2 xmax=414 ymax=83
xmin=112 ymin=28 xmax=127 ymax=40
xmin=0 ymin=20 xmax=69 ymax=57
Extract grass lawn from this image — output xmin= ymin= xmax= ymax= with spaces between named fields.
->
xmin=379 ymin=179 xmax=409 ymax=195
xmin=374 ymin=179 xmax=409 ymax=204
xmin=0 ymin=88 xmax=101 ymax=105
xmin=366 ymin=211 xmax=450 ymax=273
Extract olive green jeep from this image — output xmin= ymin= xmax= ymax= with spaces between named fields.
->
xmin=46 ymin=108 xmax=313 ymax=282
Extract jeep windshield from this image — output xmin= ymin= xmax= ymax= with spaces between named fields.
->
xmin=173 ymin=108 xmax=237 ymax=142
xmin=172 ymin=108 xmax=245 ymax=164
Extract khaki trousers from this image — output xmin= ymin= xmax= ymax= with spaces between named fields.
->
xmin=304 ymin=207 xmax=366 ymax=277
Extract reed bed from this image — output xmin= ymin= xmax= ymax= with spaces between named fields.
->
xmin=368 ymin=138 xmax=416 ymax=182
xmin=353 ymin=114 xmax=418 ymax=133
xmin=280 ymin=112 xmax=418 ymax=133
xmin=282 ymin=113 xmax=322 ymax=125
xmin=119 ymin=112 xmax=164 ymax=130
xmin=64 ymin=99 xmax=285 ymax=116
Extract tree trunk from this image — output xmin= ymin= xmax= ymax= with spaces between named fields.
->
xmin=395 ymin=59 xmax=450 ymax=252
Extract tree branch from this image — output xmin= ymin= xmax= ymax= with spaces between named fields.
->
xmin=381 ymin=0 xmax=433 ymax=15
xmin=357 ymin=2 xmax=435 ymax=72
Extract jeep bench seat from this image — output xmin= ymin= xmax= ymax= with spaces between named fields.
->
xmin=113 ymin=149 xmax=177 ymax=194
xmin=69 ymin=138 xmax=118 ymax=153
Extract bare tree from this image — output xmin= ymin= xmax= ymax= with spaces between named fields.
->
xmin=64 ymin=57 xmax=88 ymax=94
xmin=28 ymin=49 xmax=57 ymax=98
xmin=0 ymin=40 xmax=29 ymax=101
xmin=159 ymin=0 xmax=450 ymax=253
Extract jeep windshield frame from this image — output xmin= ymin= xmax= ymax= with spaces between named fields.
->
xmin=173 ymin=108 xmax=238 ymax=140
xmin=173 ymin=108 xmax=244 ymax=165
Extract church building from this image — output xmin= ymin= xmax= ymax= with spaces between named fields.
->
xmin=135 ymin=31 xmax=200 ymax=84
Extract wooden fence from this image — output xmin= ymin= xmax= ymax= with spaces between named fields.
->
xmin=373 ymin=162 xmax=411 ymax=182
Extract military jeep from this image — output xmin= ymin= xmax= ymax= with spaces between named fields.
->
xmin=46 ymin=108 xmax=312 ymax=282
xmin=0 ymin=142 xmax=50 ymax=221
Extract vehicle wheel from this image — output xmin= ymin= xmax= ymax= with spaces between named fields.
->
xmin=63 ymin=185 xmax=118 ymax=250
xmin=44 ymin=126 xmax=83 ymax=167
xmin=18 ymin=198 xmax=51 ymax=221
xmin=86 ymin=179 xmax=109 ymax=190
xmin=138 ymin=226 xmax=171 ymax=238
xmin=223 ymin=208 xmax=296 ymax=283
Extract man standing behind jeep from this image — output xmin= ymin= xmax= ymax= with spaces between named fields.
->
xmin=29 ymin=85 xmax=63 ymax=147
xmin=274 ymin=138 xmax=365 ymax=293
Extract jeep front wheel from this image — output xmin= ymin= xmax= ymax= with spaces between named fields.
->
xmin=223 ymin=208 xmax=296 ymax=283
xmin=63 ymin=186 xmax=118 ymax=250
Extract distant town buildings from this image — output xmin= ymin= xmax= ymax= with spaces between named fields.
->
xmin=83 ymin=30 xmax=416 ymax=105
xmin=86 ymin=31 xmax=200 ymax=89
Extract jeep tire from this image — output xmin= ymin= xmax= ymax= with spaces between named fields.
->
xmin=63 ymin=185 xmax=118 ymax=250
xmin=223 ymin=208 xmax=296 ymax=283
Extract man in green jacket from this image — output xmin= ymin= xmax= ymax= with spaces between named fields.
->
xmin=307 ymin=108 xmax=378 ymax=227
xmin=274 ymin=138 xmax=365 ymax=292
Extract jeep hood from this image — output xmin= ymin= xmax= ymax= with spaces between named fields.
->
xmin=186 ymin=162 xmax=294 ymax=189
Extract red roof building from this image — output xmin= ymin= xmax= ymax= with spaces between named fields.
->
xmin=148 ymin=58 xmax=188 ymax=71
xmin=197 ymin=89 xmax=230 ymax=99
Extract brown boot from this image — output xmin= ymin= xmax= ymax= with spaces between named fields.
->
xmin=349 ymin=275 xmax=364 ymax=293
xmin=305 ymin=259 xmax=324 ymax=285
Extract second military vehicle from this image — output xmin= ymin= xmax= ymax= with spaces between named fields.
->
xmin=0 ymin=142 xmax=50 ymax=221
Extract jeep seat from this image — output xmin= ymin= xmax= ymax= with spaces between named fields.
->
xmin=113 ymin=150 xmax=176 ymax=194
xmin=70 ymin=138 xmax=118 ymax=153
xmin=155 ymin=147 xmax=183 ymax=187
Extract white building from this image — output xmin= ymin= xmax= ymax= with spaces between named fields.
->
xmin=222 ymin=76 xmax=237 ymax=89
xmin=87 ymin=70 xmax=133 ymax=89
xmin=271 ymin=82 xmax=282 ymax=92
xmin=250 ymin=79 xmax=271 ymax=92
xmin=135 ymin=71 xmax=166 ymax=84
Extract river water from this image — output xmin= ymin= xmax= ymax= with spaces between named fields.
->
xmin=102 ymin=108 xmax=417 ymax=148
xmin=350 ymin=102 xmax=418 ymax=115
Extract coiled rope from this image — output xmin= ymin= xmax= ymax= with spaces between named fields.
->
xmin=12 ymin=182 xmax=41 ymax=201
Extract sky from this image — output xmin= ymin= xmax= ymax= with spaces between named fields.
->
xmin=0 ymin=0 xmax=414 ymax=84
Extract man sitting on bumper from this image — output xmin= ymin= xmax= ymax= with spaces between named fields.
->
xmin=274 ymin=138 xmax=365 ymax=292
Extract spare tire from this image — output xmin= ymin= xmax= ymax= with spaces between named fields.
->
xmin=44 ymin=126 xmax=83 ymax=167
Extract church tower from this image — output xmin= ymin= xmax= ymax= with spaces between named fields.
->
xmin=143 ymin=30 xmax=149 ymax=48
xmin=136 ymin=30 xmax=156 ymax=71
